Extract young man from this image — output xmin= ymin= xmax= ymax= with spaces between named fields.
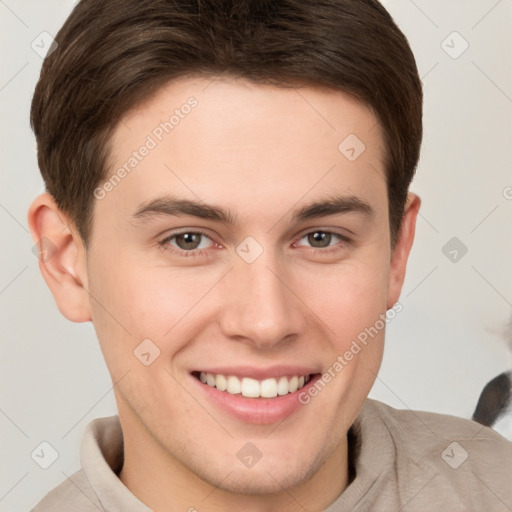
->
xmin=28 ymin=0 xmax=512 ymax=510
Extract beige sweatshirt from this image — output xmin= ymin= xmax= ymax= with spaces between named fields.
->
xmin=31 ymin=398 xmax=512 ymax=511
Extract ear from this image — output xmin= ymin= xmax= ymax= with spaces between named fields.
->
xmin=27 ymin=193 xmax=92 ymax=322
xmin=387 ymin=192 xmax=421 ymax=308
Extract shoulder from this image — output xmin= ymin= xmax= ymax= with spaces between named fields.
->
xmin=367 ymin=397 xmax=511 ymax=447
xmin=366 ymin=397 xmax=512 ymax=463
xmin=363 ymin=398 xmax=512 ymax=509
xmin=31 ymin=469 xmax=102 ymax=511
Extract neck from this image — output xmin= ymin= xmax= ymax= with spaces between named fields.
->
xmin=118 ymin=410 xmax=350 ymax=512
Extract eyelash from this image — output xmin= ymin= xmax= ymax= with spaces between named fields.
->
xmin=157 ymin=229 xmax=351 ymax=258
xmin=158 ymin=230 xmax=216 ymax=258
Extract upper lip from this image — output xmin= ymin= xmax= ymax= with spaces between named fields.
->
xmin=192 ymin=365 xmax=320 ymax=380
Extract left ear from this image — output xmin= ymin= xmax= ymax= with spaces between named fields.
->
xmin=387 ymin=192 xmax=421 ymax=308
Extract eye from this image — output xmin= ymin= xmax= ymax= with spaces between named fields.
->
xmin=158 ymin=230 xmax=217 ymax=257
xmin=294 ymin=230 xmax=350 ymax=253
xmin=158 ymin=228 xmax=350 ymax=259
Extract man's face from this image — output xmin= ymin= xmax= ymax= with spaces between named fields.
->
xmin=86 ymin=77 xmax=401 ymax=494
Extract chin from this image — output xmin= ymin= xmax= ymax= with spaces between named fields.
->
xmin=184 ymin=440 xmax=329 ymax=497
xmin=212 ymin=461 xmax=314 ymax=495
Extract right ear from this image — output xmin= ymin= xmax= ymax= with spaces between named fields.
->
xmin=27 ymin=193 xmax=92 ymax=322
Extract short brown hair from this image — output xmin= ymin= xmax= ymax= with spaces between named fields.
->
xmin=31 ymin=0 xmax=422 ymax=248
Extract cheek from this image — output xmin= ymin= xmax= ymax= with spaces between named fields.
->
xmin=302 ymin=258 xmax=390 ymax=344
xmin=88 ymin=255 xmax=219 ymax=363
xmin=87 ymin=255 xmax=170 ymax=370
xmin=304 ymin=261 xmax=388 ymax=411
xmin=90 ymin=254 xmax=182 ymax=332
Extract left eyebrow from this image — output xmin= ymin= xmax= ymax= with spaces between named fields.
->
xmin=130 ymin=193 xmax=374 ymax=225
xmin=292 ymin=194 xmax=374 ymax=223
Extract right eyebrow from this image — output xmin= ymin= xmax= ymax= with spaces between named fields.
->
xmin=131 ymin=196 xmax=237 ymax=225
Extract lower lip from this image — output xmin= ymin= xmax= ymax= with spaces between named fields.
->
xmin=190 ymin=373 xmax=321 ymax=425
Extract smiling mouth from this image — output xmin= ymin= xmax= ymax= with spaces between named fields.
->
xmin=192 ymin=371 xmax=315 ymax=398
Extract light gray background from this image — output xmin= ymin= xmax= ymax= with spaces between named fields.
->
xmin=1 ymin=0 xmax=511 ymax=510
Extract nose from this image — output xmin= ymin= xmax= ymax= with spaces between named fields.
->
xmin=217 ymin=251 xmax=306 ymax=349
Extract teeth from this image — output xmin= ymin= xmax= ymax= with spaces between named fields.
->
xmin=277 ymin=376 xmax=289 ymax=395
xmin=216 ymin=374 xmax=227 ymax=391
xmin=241 ymin=377 xmax=260 ymax=398
xmin=198 ymin=372 xmax=311 ymax=398
xmin=227 ymin=375 xmax=241 ymax=394
xmin=260 ymin=378 xmax=278 ymax=398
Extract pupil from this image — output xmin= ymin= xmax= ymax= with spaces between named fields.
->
xmin=178 ymin=233 xmax=200 ymax=250
xmin=309 ymin=231 xmax=331 ymax=248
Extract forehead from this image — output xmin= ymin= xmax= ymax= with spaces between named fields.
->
xmin=102 ymin=76 xmax=387 ymax=225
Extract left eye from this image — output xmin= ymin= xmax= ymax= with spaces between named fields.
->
xmin=162 ymin=231 xmax=213 ymax=252
xmin=295 ymin=231 xmax=346 ymax=249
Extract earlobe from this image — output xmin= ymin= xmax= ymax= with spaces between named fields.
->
xmin=27 ymin=193 xmax=92 ymax=322
xmin=387 ymin=192 xmax=421 ymax=309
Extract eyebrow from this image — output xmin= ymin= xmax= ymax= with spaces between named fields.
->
xmin=131 ymin=194 xmax=374 ymax=226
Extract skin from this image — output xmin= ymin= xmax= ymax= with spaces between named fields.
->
xmin=28 ymin=76 xmax=420 ymax=512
